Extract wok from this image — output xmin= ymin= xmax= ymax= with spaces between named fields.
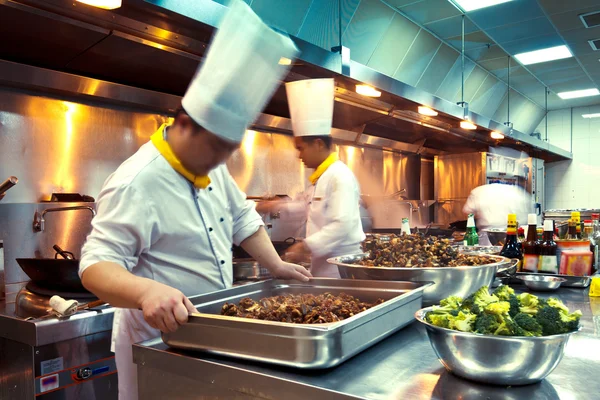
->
xmin=16 ymin=258 xmax=88 ymax=293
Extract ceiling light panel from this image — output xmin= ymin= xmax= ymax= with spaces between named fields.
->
xmin=514 ymin=45 xmax=573 ymax=66
xmin=452 ymin=0 xmax=513 ymax=12
xmin=557 ymin=88 xmax=600 ymax=100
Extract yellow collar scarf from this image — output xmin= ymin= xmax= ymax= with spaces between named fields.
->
xmin=151 ymin=124 xmax=211 ymax=189
xmin=309 ymin=153 xmax=338 ymax=185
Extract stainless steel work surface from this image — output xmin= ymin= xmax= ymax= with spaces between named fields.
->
xmin=136 ymin=286 xmax=599 ymax=399
xmin=163 ymin=279 xmax=429 ymax=369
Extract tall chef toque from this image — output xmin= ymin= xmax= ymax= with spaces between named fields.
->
xmin=182 ymin=0 xmax=299 ymax=143
xmin=285 ymin=78 xmax=335 ymax=137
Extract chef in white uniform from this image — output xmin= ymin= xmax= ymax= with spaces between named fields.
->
xmin=258 ymin=79 xmax=365 ymax=278
xmin=463 ymin=183 xmax=532 ymax=245
xmin=79 ymin=2 xmax=310 ymax=399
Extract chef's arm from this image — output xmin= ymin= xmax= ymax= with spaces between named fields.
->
xmin=81 ymin=262 xmax=196 ymax=332
xmin=240 ymin=226 xmax=311 ymax=281
xmin=79 ymin=184 xmax=195 ymax=333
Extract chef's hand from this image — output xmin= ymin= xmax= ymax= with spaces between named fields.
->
xmin=269 ymin=260 xmax=312 ymax=281
xmin=139 ymin=281 xmax=198 ymax=333
xmin=254 ymin=201 xmax=274 ymax=215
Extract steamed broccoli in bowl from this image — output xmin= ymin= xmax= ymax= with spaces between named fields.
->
xmin=424 ymin=285 xmax=581 ymax=337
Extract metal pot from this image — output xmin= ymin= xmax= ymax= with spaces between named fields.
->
xmin=415 ymin=307 xmax=579 ymax=385
xmin=328 ymin=253 xmax=517 ymax=305
xmin=232 ymin=259 xmax=271 ymax=281
xmin=16 ymin=258 xmax=87 ymax=293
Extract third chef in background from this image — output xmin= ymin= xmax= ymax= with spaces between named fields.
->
xmin=257 ymin=79 xmax=365 ymax=278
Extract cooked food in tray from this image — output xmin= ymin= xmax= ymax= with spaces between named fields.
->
xmin=221 ymin=292 xmax=384 ymax=324
xmin=360 ymin=234 xmax=492 ymax=268
xmin=424 ymin=285 xmax=582 ymax=336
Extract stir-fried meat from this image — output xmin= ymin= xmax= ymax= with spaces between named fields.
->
xmin=221 ymin=292 xmax=384 ymax=324
xmin=359 ymin=233 xmax=491 ymax=268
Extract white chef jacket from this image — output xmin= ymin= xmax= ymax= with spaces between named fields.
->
xmin=283 ymin=160 xmax=365 ymax=277
xmin=80 ymin=138 xmax=263 ymax=400
xmin=463 ymin=183 xmax=531 ymax=245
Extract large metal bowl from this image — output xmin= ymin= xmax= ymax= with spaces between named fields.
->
xmin=328 ymin=253 xmax=516 ymax=305
xmin=415 ymin=307 xmax=579 ymax=385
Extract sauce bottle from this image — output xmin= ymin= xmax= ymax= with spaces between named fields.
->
xmin=500 ymin=213 xmax=523 ymax=271
xmin=538 ymin=219 xmax=558 ymax=274
xmin=522 ymin=213 xmax=541 ymax=273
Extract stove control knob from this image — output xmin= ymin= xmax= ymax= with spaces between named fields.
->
xmin=76 ymin=367 xmax=92 ymax=380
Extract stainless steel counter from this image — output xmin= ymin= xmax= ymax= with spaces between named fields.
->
xmin=134 ymin=286 xmax=599 ymax=399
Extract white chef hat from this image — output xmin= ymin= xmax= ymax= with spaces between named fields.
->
xmin=182 ymin=0 xmax=299 ymax=143
xmin=285 ymin=78 xmax=335 ymax=137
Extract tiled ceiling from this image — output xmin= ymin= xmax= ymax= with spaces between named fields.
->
xmin=388 ymin=0 xmax=600 ymax=110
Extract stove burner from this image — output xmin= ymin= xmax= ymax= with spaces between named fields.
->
xmin=26 ymin=281 xmax=97 ymax=299
xmin=16 ymin=282 xmax=99 ymax=319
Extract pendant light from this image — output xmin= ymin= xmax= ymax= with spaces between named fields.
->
xmin=503 ymin=56 xmax=513 ymax=133
xmin=457 ymin=15 xmax=476 ymax=130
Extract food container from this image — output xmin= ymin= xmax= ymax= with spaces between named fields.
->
xmin=559 ymin=250 xmax=593 ymax=276
xmin=164 ymin=278 xmax=430 ymax=369
xmin=555 ymin=240 xmax=590 ymax=268
xmin=517 ymin=275 xmax=566 ymax=291
xmin=415 ymin=307 xmax=580 ymax=385
xmin=328 ymin=253 xmax=516 ymax=305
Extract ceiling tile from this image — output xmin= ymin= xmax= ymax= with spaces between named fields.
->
xmin=566 ymin=40 xmax=599 ymax=57
xmin=484 ymin=17 xmax=556 ymax=44
xmin=424 ymin=15 xmax=479 ymax=39
xmin=548 ymin=75 xmax=596 ymax=92
xmin=538 ymin=66 xmax=588 ymax=86
xmin=398 ymin=0 xmax=462 ymax=25
xmin=468 ymin=44 xmax=508 ymax=61
xmin=538 ymin=0 xmax=600 ymax=16
xmin=447 ymin=30 xmax=493 ymax=51
xmin=501 ymin=33 xmax=565 ymax=55
xmin=527 ymin=57 xmax=582 ymax=74
xmin=546 ymin=5 xmax=600 ymax=31
xmin=385 ymin=0 xmax=422 ymax=8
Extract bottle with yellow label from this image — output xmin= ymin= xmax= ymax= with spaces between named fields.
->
xmin=500 ymin=214 xmax=523 ymax=271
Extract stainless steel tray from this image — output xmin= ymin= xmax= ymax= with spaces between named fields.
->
xmin=163 ymin=278 xmax=429 ymax=369
xmin=328 ymin=253 xmax=514 ymax=306
xmin=510 ymin=272 xmax=594 ymax=288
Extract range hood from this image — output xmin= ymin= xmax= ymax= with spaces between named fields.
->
xmin=0 ymin=0 xmax=571 ymax=162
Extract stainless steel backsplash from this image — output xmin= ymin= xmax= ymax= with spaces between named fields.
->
xmin=0 ymin=87 xmax=431 ymax=298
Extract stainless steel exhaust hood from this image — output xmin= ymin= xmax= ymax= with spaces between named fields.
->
xmin=0 ymin=0 xmax=571 ymax=163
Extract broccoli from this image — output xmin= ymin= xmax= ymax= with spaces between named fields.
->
xmin=462 ymin=286 xmax=499 ymax=315
xmin=440 ymin=295 xmax=463 ymax=309
xmin=493 ymin=285 xmax=515 ymax=301
xmin=507 ymin=294 xmax=520 ymax=318
xmin=447 ymin=311 xmax=477 ymax=332
xmin=535 ymin=305 xmax=565 ymax=335
xmin=518 ymin=293 xmax=540 ymax=314
xmin=535 ymin=303 xmax=582 ymax=335
xmin=460 ymin=295 xmax=482 ymax=315
xmin=425 ymin=312 xmax=451 ymax=328
xmin=474 ymin=313 xmax=500 ymax=334
xmin=547 ymin=298 xmax=569 ymax=315
xmin=484 ymin=301 xmax=511 ymax=316
xmin=513 ymin=313 xmax=543 ymax=337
